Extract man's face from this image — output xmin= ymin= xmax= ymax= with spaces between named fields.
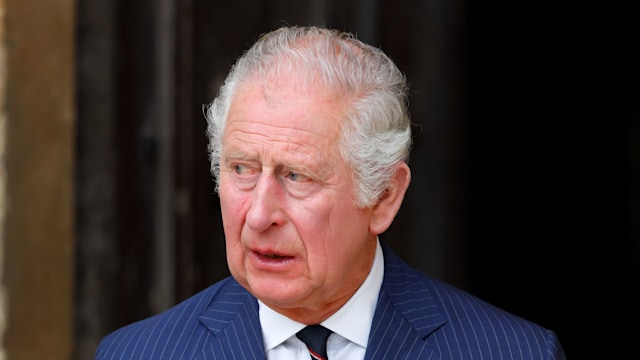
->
xmin=218 ymin=81 xmax=378 ymax=321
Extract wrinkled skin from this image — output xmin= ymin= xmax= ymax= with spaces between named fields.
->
xmin=218 ymin=81 xmax=410 ymax=324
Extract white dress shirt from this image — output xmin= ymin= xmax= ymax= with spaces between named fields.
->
xmin=259 ymin=239 xmax=384 ymax=359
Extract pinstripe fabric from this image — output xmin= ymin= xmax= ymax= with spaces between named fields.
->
xmin=364 ymin=245 xmax=566 ymax=359
xmin=96 ymin=244 xmax=566 ymax=359
xmin=95 ymin=278 xmax=265 ymax=360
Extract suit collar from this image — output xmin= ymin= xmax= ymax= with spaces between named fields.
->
xmin=380 ymin=243 xmax=447 ymax=336
xmin=364 ymin=244 xmax=447 ymax=359
xmin=198 ymin=280 xmax=266 ymax=359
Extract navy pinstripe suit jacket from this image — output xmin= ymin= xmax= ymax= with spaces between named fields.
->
xmin=96 ymin=245 xmax=566 ymax=359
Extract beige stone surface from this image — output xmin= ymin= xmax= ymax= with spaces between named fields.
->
xmin=1 ymin=1 xmax=9 ymax=359
xmin=2 ymin=0 xmax=75 ymax=358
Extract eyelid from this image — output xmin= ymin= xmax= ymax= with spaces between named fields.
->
xmin=285 ymin=170 xmax=311 ymax=182
xmin=225 ymin=157 xmax=320 ymax=184
xmin=280 ymin=163 xmax=314 ymax=178
xmin=225 ymin=156 xmax=257 ymax=171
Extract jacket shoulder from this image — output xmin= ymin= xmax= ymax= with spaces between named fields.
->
xmin=380 ymin=244 xmax=566 ymax=359
xmin=95 ymin=277 xmax=238 ymax=360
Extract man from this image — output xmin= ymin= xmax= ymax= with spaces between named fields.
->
xmin=96 ymin=26 xmax=566 ymax=359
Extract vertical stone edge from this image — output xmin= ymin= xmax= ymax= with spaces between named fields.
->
xmin=0 ymin=0 xmax=7 ymax=358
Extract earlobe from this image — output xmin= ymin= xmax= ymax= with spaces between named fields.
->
xmin=369 ymin=162 xmax=411 ymax=235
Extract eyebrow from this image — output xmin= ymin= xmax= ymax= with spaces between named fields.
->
xmin=221 ymin=147 xmax=333 ymax=180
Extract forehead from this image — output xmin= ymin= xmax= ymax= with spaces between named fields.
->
xmin=223 ymin=82 xmax=347 ymax=150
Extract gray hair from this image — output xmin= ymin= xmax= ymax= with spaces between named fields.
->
xmin=205 ymin=26 xmax=411 ymax=207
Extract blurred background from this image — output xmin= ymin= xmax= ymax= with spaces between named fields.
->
xmin=1 ymin=0 xmax=637 ymax=359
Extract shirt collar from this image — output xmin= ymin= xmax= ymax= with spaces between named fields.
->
xmin=259 ymin=239 xmax=384 ymax=351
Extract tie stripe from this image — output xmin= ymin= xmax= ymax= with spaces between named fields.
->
xmin=307 ymin=349 xmax=326 ymax=360
xmin=296 ymin=325 xmax=332 ymax=360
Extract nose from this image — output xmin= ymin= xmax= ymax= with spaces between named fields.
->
xmin=245 ymin=173 xmax=285 ymax=232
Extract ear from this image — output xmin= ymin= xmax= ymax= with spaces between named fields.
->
xmin=369 ymin=162 xmax=411 ymax=235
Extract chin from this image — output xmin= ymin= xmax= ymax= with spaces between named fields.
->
xmin=248 ymin=280 xmax=307 ymax=307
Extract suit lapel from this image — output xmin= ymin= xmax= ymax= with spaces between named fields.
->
xmin=197 ymin=281 xmax=266 ymax=360
xmin=364 ymin=245 xmax=447 ymax=360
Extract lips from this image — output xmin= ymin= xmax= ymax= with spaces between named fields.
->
xmin=262 ymin=253 xmax=289 ymax=259
xmin=252 ymin=249 xmax=293 ymax=260
xmin=249 ymin=248 xmax=296 ymax=268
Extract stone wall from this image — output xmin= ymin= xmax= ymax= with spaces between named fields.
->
xmin=1 ymin=0 xmax=75 ymax=358
xmin=1 ymin=1 xmax=8 ymax=358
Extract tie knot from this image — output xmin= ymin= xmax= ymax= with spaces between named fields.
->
xmin=296 ymin=325 xmax=332 ymax=360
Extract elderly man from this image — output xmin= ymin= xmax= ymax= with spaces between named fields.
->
xmin=96 ymin=26 xmax=566 ymax=360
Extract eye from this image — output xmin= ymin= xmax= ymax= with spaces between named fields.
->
xmin=228 ymin=162 xmax=260 ymax=190
xmin=285 ymin=171 xmax=310 ymax=183
xmin=231 ymin=163 xmax=259 ymax=178
xmin=282 ymin=169 xmax=318 ymax=198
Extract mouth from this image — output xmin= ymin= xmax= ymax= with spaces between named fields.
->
xmin=253 ymin=250 xmax=294 ymax=259
xmin=250 ymin=249 xmax=296 ymax=267
xmin=261 ymin=253 xmax=290 ymax=259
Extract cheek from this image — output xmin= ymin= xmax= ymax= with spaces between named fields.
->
xmin=220 ymin=188 xmax=248 ymax=277
xmin=219 ymin=179 xmax=245 ymax=217
xmin=322 ymin=206 xmax=372 ymax=255
xmin=219 ymin=185 xmax=250 ymax=242
xmin=297 ymin=209 xmax=344 ymax=267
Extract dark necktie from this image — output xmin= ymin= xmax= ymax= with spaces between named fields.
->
xmin=296 ymin=325 xmax=332 ymax=360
